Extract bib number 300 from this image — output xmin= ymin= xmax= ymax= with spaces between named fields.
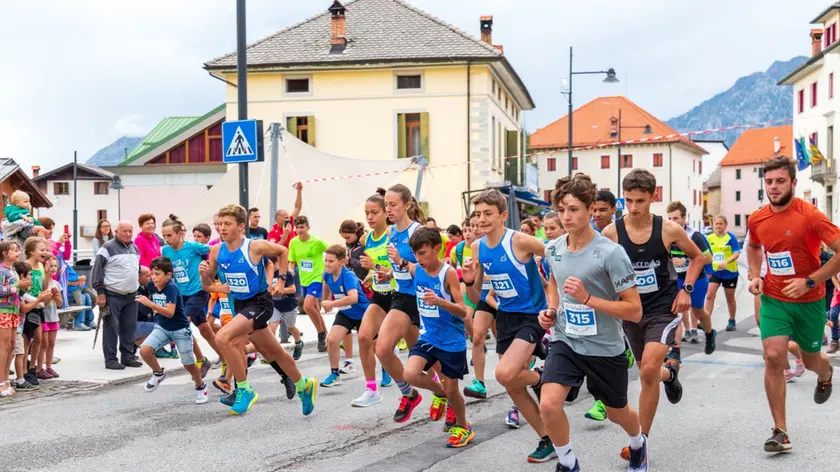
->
xmin=634 ymin=268 xmax=658 ymax=294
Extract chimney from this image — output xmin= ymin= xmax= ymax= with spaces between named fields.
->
xmin=480 ymin=16 xmax=493 ymax=44
xmin=812 ymin=28 xmax=824 ymax=57
xmin=31 ymin=165 xmax=40 ymax=178
xmin=329 ymin=1 xmax=347 ymax=54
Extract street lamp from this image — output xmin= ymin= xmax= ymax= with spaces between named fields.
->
xmin=110 ymin=176 xmax=124 ymax=220
xmin=562 ymin=47 xmax=619 ymax=176
xmin=612 ymin=109 xmax=653 ymax=217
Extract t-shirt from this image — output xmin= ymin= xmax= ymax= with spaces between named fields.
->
xmin=147 ymin=279 xmax=189 ymax=331
xmin=324 ymin=266 xmax=370 ymax=320
xmin=289 ymin=235 xmax=328 ymax=287
xmin=248 ymin=226 xmax=269 ymax=240
xmin=272 ymin=270 xmax=298 ymax=313
xmin=706 ymin=231 xmax=740 ymax=279
xmin=546 ymin=232 xmax=636 ymax=357
xmin=67 ymin=265 xmax=81 ymax=293
xmin=43 ymin=280 xmax=60 ymax=323
xmin=747 ymin=198 xmax=840 ymax=303
xmin=162 ymin=241 xmax=210 ymax=296
xmin=137 ymin=282 xmax=153 ymax=322
xmin=28 ymin=262 xmax=44 ymax=297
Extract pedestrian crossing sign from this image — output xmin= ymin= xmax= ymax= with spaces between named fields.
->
xmin=615 ymin=198 xmax=625 ymax=211
xmin=222 ymin=120 xmax=264 ymax=163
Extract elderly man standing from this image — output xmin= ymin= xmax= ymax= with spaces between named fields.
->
xmin=91 ymin=220 xmax=142 ymax=370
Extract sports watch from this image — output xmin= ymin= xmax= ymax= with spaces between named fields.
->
xmin=806 ymin=277 xmax=816 ymax=290
xmin=682 ymin=283 xmax=694 ymax=294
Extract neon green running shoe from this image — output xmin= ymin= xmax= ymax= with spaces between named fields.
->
xmin=625 ymin=347 xmax=635 ymax=369
xmin=584 ymin=399 xmax=607 ymax=421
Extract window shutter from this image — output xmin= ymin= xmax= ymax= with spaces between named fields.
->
xmin=505 ymin=130 xmax=519 ymax=184
xmin=419 ymin=112 xmax=430 ymax=160
xmin=286 ymin=117 xmax=298 ymax=138
xmin=397 ymin=114 xmax=407 ymax=159
xmin=306 ymin=116 xmax=315 ymax=147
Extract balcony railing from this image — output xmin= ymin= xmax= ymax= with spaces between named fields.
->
xmin=811 ymin=158 xmax=836 ymax=184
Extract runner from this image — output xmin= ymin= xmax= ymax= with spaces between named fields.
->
xmin=198 ymin=204 xmax=317 ymax=416
xmin=161 ymin=215 xmax=220 ymax=379
xmin=746 ymin=157 xmax=838 ymax=452
xmin=666 ymin=201 xmax=718 ymax=363
xmin=289 ymin=215 xmax=329 ymax=352
xmin=462 ymin=189 xmax=556 ymax=463
xmin=352 ymin=190 xmax=395 ymax=408
xmin=538 ymin=173 xmax=647 ymax=472
xmin=403 ymin=227 xmax=475 ymax=448
xmin=705 ymin=215 xmax=741 ymax=331
xmin=374 ymin=183 xmax=424 ymax=423
xmin=320 ymin=245 xmax=371 ymax=388
xmin=538 ymin=211 xmax=565 ymax=282
xmin=601 ymin=169 xmax=704 ymax=460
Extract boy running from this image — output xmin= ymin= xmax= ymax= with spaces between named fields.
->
xmin=289 ymin=215 xmax=329 ymax=351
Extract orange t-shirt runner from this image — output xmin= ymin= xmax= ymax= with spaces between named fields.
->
xmin=747 ymin=198 xmax=840 ymax=303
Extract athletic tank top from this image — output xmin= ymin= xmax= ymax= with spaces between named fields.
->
xmin=415 ymin=263 xmax=464 ymax=352
xmin=389 ymin=221 xmax=420 ymax=295
xmin=216 ymin=239 xmax=267 ymax=300
xmin=365 ymin=230 xmax=395 ymax=293
xmin=616 ymin=215 xmax=677 ymax=315
xmin=478 ymin=229 xmax=546 ymax=314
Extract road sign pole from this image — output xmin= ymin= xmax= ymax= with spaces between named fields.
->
xmin=236 ymin=0 xmax=249 ymax=235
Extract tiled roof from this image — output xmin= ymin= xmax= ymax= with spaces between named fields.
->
xmin=32 ymin=162 xmax=115 ymax=182
xmin=205 ymin=0 xmax=502 ymax=69
xmin=119 ymin=105 xmax=225 ymax=166
xmin=0 ymin=158 xmax=51 ymax=208
xmin=529 ymin=96 xmax=707 ymax=154
xmin=719 ymin=125 xmax=792 ymax=167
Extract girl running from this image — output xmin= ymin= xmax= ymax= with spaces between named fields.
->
xmin=705 ymin=215 xmax=741 ymax=331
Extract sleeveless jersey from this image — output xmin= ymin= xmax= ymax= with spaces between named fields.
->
xmin=216 ymin=238 xmax=267 ymax=300
xmin=616 ymin=215 xmax=677 ymax=315
xmin=415 ymin=263 xmax=465 ymax=352
xmin=478 ymin=229 xmax=546 ymax=314
xmin=389 ymin=221 xmax=421 ymax=295
xmin=365 ymin=230 xmax=395 ymax=293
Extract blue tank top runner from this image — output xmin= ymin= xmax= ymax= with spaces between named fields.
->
xmin=216 ymin=239 xmax=268 ymax=300
xmin=415 ymin=263 xmax=465 ymax=352
xmin=479 ymin=229 xmax=546 ymax=314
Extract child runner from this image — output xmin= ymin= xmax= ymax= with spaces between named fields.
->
xmin=161 ymin=215 xmax=219 ymax=378
xmin=462 ymin=189 xmax=556 ymax=463
xmin=137 ymin=256 xmax=209 ymax=404
xmin=193 ymin=224 xmax=212 ymax=245
xmin=199 ymin=204 xmax=316 ymax=416
xmin=289 ymin=215 xmax=329 ymax=352
xmin=271 ymin=264 xmax=303 ymax=360
xmin=320 ymin=245 xmax=371 ymax=388
xmin=0 ymin=242 xmax=30 ymax=397
xmin=352 ymin=190 xmax=395 ymax=408
xmin=404 ymin=227 xmax=475 ymax=448
xmin=36 ymin=254 xmax=62 ymax=379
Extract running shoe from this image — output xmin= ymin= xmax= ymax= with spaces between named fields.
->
xmin=690 ymin=330 xmax=700 ymax=344
xmin=681 ymin=331 xmax=690 ymax=342
xmin=463 ymin=378 xmax=487 ymax=399
xmin=351 ymin=388 xmax=383 ymax=408
xmin=380 ymin=368 xmax=393 ymax=387
xmin=230 ymin=387 xmax=259 ymax=415
xmin=785 ymin=361 xmax=805 ymax=382
xmin=528 ymin=356 xmax=537 ymax=370
xmin=220 ymin=361 xmax=227 ymax=378
xmin=505 ymin=406 xmax=520 ymax=429
xmin=144 ymin=370 xmax=167 ymax=392
xmin=46 ymin=368 xmax=59 ymax=379
xmin=199 ymin=357 xmax=211 ymax=379
xmin=220 ymin=390 xmax=236 ymax=407
xmin=300 ymin=377 xmax=317 ymax=416
xmin=625 ymin=346 xmax=635 ymax=369
xmin=556 ymin=459 xmax=580 ymax=472
xmin=246 ymin=354 xmax=257 ymax=369
xmin=663 ymin=361 xmax=683 ymax=404
xmin=764 ymin=428 xmax=792 ymax=452
xmin=531 ymin=367 xmax=543 ymax=401
xmin=320 ymin=372 xmax=342 ymax=387
xmin=726 ymin=319 xmax=736 ymax=331
xmin=282 ymin=376 xmax=296 ymax=399
xmin=628 ymin=435 xmax=649 ymax=472
xmin=394 ymin=390 xmax=422 ymax=423
xmin=14 ymin=380 xmax=38 ymax=391
xmin=293 ymin=340 xmax=304 ymax=360
xmin=704 ymin=329 xmax=717 ymax=355
xmin=195 ymin=383 xmax=209 ymax=404
xmin=339 ymin=360 xmax=356 ymax=375
xmin=815 ymin=365 xmax=833 ymax=404
xmin=317 ymin=332 xmax=327 ymax=352
xmin=213 ymin=377 xmax=231 ymax=395
xmin=584 ymin=400 xmax=607 ymax=421
xmin=154 ymin=348 xmax=170 ymax=359
xmin=169 ymin=347 xmax=180 ymax=359
xmin=445 ymin=423 xmax=475 ymax=448
xmin=620 ymin=446 xmax=631 ymax=461
xmin=429 ymin=393 xmax=448 ymax=421
xmin=526 ymin=437 xmax=557 ymax=463
xmin=397 ymin=338 xmax=408 ymax=351
xmin=665 ymin=348 xmax=681 ymax=365
xmin=443 ymin=405 xmax=456 ymax=432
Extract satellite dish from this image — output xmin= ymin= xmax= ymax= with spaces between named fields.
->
xmin=773 ymin=136 xmax=781 ymax=154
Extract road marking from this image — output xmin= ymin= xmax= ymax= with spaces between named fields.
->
xmin=683 ymin=359 xmax=764 ymax=369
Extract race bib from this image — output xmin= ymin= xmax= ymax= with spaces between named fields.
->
xmin=225 ymin=272 xmax=250 ymax=294
xmin=392 ymin=266 xmax=412 ymax=281
xmin=485 ymin=273 xmax=519 ymax=298
xmin=333 ymin=293 xmax=346 ymax=300
xmin=152 ymin=293 xmax=168 ymax=308
xmin=173 ymin=266 xmax=189 ymax=284
xmin=481 ymin=280 xmax=492 ymax=292
xmin=674 ymin=258 xmax=688 ymax=274
xmin=634 ymin=268 xmax=658 ymax=294
xmin=374 ymin=280 xmax=393 ymax=292
xmin=713 ymin=253 xmax=726 ymax=266
xmin=220 ymin=299 xmax=232 ymax=315
xmin=767 ymin=251 xmax=795 ymax=276
xmin=564 ymin=302 xmax=597 ymax=336
xmin=416 ymin=289 xmax=439 ymax=334
xmin=300 ymin=260 xmax=314 ymax=272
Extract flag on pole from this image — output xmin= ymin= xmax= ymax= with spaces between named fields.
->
xmin=795 ymin=138 xmax=810 ymax=171
xmin=809 ymin=134 xmax=825 ymax=165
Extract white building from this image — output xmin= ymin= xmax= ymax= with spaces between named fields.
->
xmin=530 ymin=96 xmax=706 ymax=229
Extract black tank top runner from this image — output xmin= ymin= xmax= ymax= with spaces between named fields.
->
xmin=616 ymin=215 xmax=678 ymax=316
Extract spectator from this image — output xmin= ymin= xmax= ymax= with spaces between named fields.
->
xmin=425 ymin=217 xmax=438 ymax=230
xmin=268 ymin=183 xmax=303 ymax=246
xmin=248 ymin=207 xmax=269 ymax=240
xmin=92 ymin=219 xmax=113 ymax=256
xmin=67 ymin=264 xmax=97 ymax=331
xmin=530 ymin=214 xmax=547 ymax=241
xmin=91 ymin=220 xmax=141 ymax=370
xmin=134 ymin=213 xmax=161 ymax=269
xmin=37 ymin=217 xmax=72 ymax=261
xmin=1 ymin=215 xmax=32 ymax=260
xmin=445 ymin=225 xmax=462 ymax=260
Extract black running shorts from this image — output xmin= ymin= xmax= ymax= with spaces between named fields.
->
xmin=232 ymin=291 xmax=274 ymax=331
xmin=495 ymin=310 xmax=545 ymax=356
xmin=543 ymin=340 xmax=628 ymax=409
xmin=390 ymin=292 xmax=420 ymax=327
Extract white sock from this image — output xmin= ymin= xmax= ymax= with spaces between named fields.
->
xmin=555 ymin=443 xmax=576 ymax=468
xmin=629 ymin=433 xmax=645 ymax=450
xmin=14 ymin=378 xmax=24 ymax=386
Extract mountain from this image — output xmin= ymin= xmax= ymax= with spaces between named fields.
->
xmin=666 ymin=56 xmax=808 ymax=147
xmin=85 ymin=136 xmax=144 ymax=167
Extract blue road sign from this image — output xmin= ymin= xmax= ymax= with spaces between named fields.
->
xmin=222 ymin=120 xmax=263 ymax=163
xmin=615 ymin=198 xmax=626 ymax=212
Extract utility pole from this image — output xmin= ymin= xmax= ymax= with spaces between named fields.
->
xmin=72 ymin=151 xmax=78 ymax=265
xmin=269 ymin=123 xmax=280 ymax=218
xmin=236 ymin=0 xmax=250 ymax=237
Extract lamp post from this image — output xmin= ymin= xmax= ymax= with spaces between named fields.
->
xmin=110 ymin=176 xmax=124 ymax=220
xmin=562 ymin=47 xmax=619 ymax=176
xmin=612 ymin=109 xmax=652 ymax=217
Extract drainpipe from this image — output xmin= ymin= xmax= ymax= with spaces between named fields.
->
xmin=668 ymin=143 xmax=673 ymax=202
xmin=466 ymin=61 xmax=472 ymax=196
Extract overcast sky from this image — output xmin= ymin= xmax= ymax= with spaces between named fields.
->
xmin=0 ymin=0 xmax=828 ymax=173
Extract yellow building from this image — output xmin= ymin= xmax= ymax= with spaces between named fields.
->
xmin=204 ymin=0 xmax=534 ymax=227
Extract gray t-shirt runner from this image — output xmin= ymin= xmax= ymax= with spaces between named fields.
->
xmin=546 ymin=232 xmax=636 ymax=357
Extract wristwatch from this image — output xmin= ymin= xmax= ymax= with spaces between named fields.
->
xmin=399 ymin=259 xmax=409 ymax=269
xmin=806 ymin=277 xmax=816 ymax=290
xmin=682 ymin=283 xmax=694 ymax=294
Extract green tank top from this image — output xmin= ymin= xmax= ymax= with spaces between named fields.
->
xmin=365 ymin=230 xmax=395 ymax=293
xmin=28 ymin=263 xmax=44 ymax=297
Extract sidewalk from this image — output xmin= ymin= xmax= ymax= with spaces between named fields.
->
xmin=47 ymin=307 xmax=335 ymax=385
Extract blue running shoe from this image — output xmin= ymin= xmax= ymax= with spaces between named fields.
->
xmin=220 ymin=389 xmax=236 ymax=406
xmin=230 ymin=387 xmax=259 ymax=415
xmin=300 ymin=377 xmax=317 ymax=416
xmin=381 ymin=368 xmax=393 ymax=387
xmin=628 ymin=434 xmax=649 ymax=471
xmin=320 ymin=372 xmax=342 ymax=387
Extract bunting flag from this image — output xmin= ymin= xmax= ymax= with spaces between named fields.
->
xmin=809 ymin=134 xmax=825 ymax=165
xmin=795 ymin=138 xmax=810 ymax=171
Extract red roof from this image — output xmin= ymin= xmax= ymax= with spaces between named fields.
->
xmin=719 ymin=125 xmax=793 ymax=166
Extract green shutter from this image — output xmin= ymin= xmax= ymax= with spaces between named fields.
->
xmin=286 ymin=117 xmax=297 ymax=138
xmin=306 ymin=116 xmax=315 ymax=147
xmin=419 ymin=112 xmax=430 ymax=161
xmin=505 ymin=130 xmax=519 ymax=184
xmin=397 ymin=114 xmax=407 ymax=159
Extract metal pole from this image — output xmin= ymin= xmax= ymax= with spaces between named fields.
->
xmin=269 ymin=123 xmax=280 ymax=218
xmin=236 ymin=0 xmax=250 ymax=236
xmin=616 ymin=110 xmax=622 ymax=218
xmin=117 ymin=189 xmax=121 ymax=220
xmin=567 ymin=47 xmax=574 ymax=176
xmin=72 ymin=151 xmax=78 ymax=265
